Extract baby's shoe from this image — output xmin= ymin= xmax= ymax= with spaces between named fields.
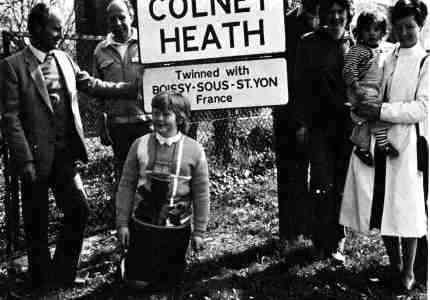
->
xmin=354 ymin=148 xmax=374 ymax=166
xmin=378 ymin=143 xmax=399 ymax=158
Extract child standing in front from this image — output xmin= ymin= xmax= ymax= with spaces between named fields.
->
xmin=343 ymin=11 xmax=398 ymax=166
xmin=116 ymin=91 xmax=210 ymax=294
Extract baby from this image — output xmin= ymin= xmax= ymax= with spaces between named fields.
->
xmin=344 ymin=11 xmax=398 ymax=166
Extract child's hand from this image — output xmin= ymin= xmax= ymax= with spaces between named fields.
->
xmin=117 ymin=226 xmax=130 ymax=249
xmin=191 ymin=235 xmax=205 ymax=252
xmin=351 ymin=82 xmax=366 ymax=99
xmin=355 ymin=87 xmax=367 ymax=98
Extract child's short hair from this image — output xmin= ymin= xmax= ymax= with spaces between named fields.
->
xmin=353 ymin=11 xmax=388 ymax=42
xmin=152 ymin=91 xmax=191 ymax=134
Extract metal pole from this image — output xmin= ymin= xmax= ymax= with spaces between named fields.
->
xmin=2 ymin=30 xmax=21 ymax=297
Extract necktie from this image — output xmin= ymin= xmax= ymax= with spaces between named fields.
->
xmin=40 ymin=52 xmax=61 ymax=107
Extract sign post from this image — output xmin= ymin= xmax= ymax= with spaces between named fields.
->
xmin=136 ymin=0 xmax=288 ymax=111
xmin=143 ymin=58 xmax=287 ymax=111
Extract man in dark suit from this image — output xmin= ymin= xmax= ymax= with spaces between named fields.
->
xmin=294 ymin=0 xmax=354 ymax=262
xmin=1 ymin=3 xmax=138 ymax=294
xmin=273 ymin=0 xmax=319 ymax=250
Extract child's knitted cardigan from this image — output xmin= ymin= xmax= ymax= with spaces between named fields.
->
xmin=116 ymin=133 xmax=210 ymax=236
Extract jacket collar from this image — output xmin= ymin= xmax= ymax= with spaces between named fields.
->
xmin=100 ymin=27 xmax=138 ymax=49
xmin=28 ymin=43 xmax=47 ymax=63
xmin=23 ymin=46 xmax=75 ymax=114
xmin=23 ymin=47 xmax=53 ymax=113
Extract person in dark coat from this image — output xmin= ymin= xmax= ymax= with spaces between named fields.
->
xmin=1 ymin=3 xmax=139 ymax=295
xmin=294 ymin=0 xmax=354 ymax=262
xmin=273 ymin=0 xmax=320 ymax=250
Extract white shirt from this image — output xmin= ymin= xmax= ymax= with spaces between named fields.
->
xmin=155 ymin=132 xmax=182 ymax=146
xmin=28 ymin=43 xmax=48 ymax=63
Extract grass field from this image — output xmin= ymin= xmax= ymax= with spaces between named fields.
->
xmin=0 ymin=138 xmax=424 ymax=299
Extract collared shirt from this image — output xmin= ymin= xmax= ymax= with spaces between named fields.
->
xmin=28 ymin=43 xmax=48 ymax=63
xmin=155 ymin=132 xmax=182 ymax=146
xmin=104 ymin=27 xmax=138 ymax=48
xmin=104 ymin=28 xmax=138 ymax=60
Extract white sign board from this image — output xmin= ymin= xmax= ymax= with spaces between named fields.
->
xmin=137 ymin=0 xmax=286 ymax=64
xmin=142 ymin=58 xmax=288 ymax=111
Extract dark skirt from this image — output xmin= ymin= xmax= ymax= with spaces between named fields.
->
xmin=124 ymin=216 xmax=191 ymax=289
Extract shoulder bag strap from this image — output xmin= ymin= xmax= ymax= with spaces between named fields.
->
xmin=415 ymin=54 xmax=429 ymax=136
xmin=169 ymin=136 xmax=184 ymax=206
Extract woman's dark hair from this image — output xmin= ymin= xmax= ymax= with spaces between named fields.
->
xmin=152 ymin=91 xmax=191 ymax=134
xmin=319 ymin=0 xmax=354 ymax=26
xmin=391 ymin=0 xmax=428 ymax=28
xmin=302 ymin=0 xmax=320 ymax=15
xmin=27 ymin=3 xmax=51 ymax=36
xmin=353 ymin=11 xmax=388 ymax=42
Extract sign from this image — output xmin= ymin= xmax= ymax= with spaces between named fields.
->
xmin=137 ymin=0 xmax=286 ymax=64
xmin=143 ymin=58 xmax=288 ymax=111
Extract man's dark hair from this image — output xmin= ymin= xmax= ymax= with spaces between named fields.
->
xmin=107 ymin=0 xmax=135 ymax=20
xmin=319 ymin=0 xmax=354 ymax=26
xmin=27 ymin=3 xmax=51 ymax=36
xmin=353 ymin=10 xmax=388 ymax=41
xmin=391 ymin=0 xmax=428 ymax=28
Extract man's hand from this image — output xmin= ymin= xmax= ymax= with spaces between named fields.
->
xmin=135 ymin=77 xmax=145 ymax=108
xmin=296 ymin=126 xmax=309 ymax=149
xmin=353 ymin=102 xmax=381 ymax=121
xmin=191 ymin=235 xmax=204 ymax=252
xmin=117 ymin=226 xmax=130 ymax=249
xmin=22 ymin=162 xmax=36 ymax=183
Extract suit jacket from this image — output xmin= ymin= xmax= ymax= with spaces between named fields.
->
xmin=2 ymin=47 xmax=137 ymax=177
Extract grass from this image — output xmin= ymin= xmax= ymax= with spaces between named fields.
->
xmin=0 ymin=137 xmax=427 ymax=299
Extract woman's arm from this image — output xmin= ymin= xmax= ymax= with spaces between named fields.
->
xmin=380 ymin=58 xmax=429 ymax=124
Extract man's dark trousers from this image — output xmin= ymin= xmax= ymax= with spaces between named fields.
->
xmin=21 ymin=149 xmax=88 ymax=289
xmin=109 ymin=121 xmax=152 ymax=184
xmin=274 ymin=105 xmax=310 ymax=241
xmin=308 ymin=127 xmax=351 ymax=254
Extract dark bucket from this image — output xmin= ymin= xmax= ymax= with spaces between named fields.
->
xmin=122 ymin=216 xmax=191 ymax=289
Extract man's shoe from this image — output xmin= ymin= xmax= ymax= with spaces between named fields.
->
xmin=280 ymin=235 xmax=309 ymax=256
xmin=310 ymin=246 xmax=330 ymax=261
xmin=354 ymin=148 xmax=374 ymax=166
xmin=401 ymin=274 xmax=416 ymax=292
